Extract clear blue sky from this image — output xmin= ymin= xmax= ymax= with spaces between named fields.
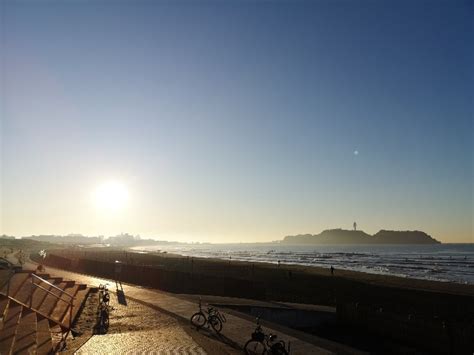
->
xmin=1 ymin=0 xmax=472 ymax=242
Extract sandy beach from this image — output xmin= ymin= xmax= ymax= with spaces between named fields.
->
xmin=45 ymin=246 xmax=474 ymax=296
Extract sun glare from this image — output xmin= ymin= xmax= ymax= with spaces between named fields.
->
xmin=93 ymin=181 xmax=129 ymax=212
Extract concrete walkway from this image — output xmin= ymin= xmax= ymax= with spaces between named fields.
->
xmin=23 ymin=260 xmax=333 ymax=354
xmin=75 ymin=296 xmax=207 ymax=355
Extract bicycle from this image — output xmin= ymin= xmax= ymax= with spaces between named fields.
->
xmin=190 ymin=298 xmax=226 ymax=333
xmin=244 ymin=317 xmax=290 ymax=355
xmin=98 ymin=283 xmax=110 ymax=307
xmin=96 ymin=283 xmax=111 ymax=333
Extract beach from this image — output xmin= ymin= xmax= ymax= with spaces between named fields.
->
xmin=131 ymin=243 xmax=474 ymax=284
xmin=46 ymin=246 xmax=474 ymax=296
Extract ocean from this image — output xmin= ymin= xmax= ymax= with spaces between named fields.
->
xmin=131 ymin=243 xmax=474 ymax=284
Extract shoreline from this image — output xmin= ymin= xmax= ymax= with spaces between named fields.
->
xmin=157 ymin=251 xmax=474 ymax=296
xmin=43 ymin=245 xmax=474 ymax=297
xmin=128 ymin=244 xmax=474 ymax=289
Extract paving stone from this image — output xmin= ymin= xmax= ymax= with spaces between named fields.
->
xmin=24 ymin=262 xmax=333 ymax=354
xmin=76 ymin=330 xmax=207 ymax=354
xmin=76 ymin=294 xmax=206 ymax=354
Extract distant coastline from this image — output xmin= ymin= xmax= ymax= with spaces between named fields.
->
xmin=282 ymin=229 xmax=440 ymax=245
xmin=8 ymin=228 xmax=442 ymax=246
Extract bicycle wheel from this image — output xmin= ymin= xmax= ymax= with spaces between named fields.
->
xmin=270 ymin=342 xmax=288 ymax=355
xmin=219 ymin=311 xmax=226 ymax=323
xmin=101 ymin=309 xmax=109 ymax=328
xmin=97 ymin=307 xmax=109 ymax=334
xmin=190 ymin=312 xmax=206 ymax=329
xmin=244 ymin=339 xmax=266 ymax=355
xmin=103 ymin=292 xmax=110 ymax=306
xmin=97 ymin=301 xmax=104 ymax=314
xmin=209 ymin=315 xmax=222 ymax=333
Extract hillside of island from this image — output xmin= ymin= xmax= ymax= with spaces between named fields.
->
xmin=282 ymin=229 xmax=440 ymax=245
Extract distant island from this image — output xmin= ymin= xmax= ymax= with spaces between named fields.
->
xmin=282 ymin=229 xmax=440 ymax=245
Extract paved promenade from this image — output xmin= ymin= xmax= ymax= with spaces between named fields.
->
xmin=23 ymin=260 xmax=334 ymax=354
xmin=76 ymin=296 xmax=207 ymax=354
xmin=78 ymin=330 xmax=207 ymax=354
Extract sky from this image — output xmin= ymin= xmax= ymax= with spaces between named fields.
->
xmin=0 ymin=0 xmax=472 ymax=243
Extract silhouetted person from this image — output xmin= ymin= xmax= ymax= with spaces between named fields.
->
xmin=330 ymin=266 xmax=334 ymax=275
xmin=278 ymin=260 xmax=281 ymax=267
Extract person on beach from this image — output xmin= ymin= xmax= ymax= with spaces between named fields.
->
xmin=330 ymin=266 xmax=334 ymax=275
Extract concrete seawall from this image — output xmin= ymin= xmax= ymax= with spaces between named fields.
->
xmin=34 ymin=253 xmax=266 ymax=299
xmin=33 ymin=252 xmax=474 ymax=354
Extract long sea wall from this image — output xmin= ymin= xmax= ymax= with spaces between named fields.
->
xmin=32 ymin=250 xmax=474 ymax=354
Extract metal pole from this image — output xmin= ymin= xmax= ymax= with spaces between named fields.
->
xmin=6 ymin=272 xmax=11 ymax=297
xmin=30 ymin=275 xmax=33 ymax=308
xmin=69 ymin=299 xmax=73 ymax=329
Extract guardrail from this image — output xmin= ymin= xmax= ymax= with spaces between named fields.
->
xmin=1 ymin=270 xmax=75 ymax=329
xmin=30 ymin=273 xmax=75 ymax=329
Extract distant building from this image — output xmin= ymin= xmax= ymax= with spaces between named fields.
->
xmin=0 ymin=235 xmax=15 ymax=240
xmin=108 ymin=233 xmax=136 ymax=245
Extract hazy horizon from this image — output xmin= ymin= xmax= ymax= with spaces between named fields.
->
xmin=1 ymin=1 xmax=472 ymax=244
xmin=4 ymin=226 xmax=459 ymax=244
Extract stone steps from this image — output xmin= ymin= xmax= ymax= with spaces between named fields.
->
xmin=11 ymin=308 xmax=37 ymax=354
xmin=0 ymin=299 xmax=22 ymax=354
xmin=0 ymin=271 xmax=91 ymax=354
xmin=0 ymin=272 xmax=29 ymax=299
xmin=31 ymin=278 xmax=62 ymax=310
xmin=37 ymin=281 xmax=70 ymax=318
xmin=62 ymin=285 xmax=88 ymax=327
xmin=0 ymin=297 xmax=8 ymax=318
xmin=50 ymin=284 xmax=80 ymax=325
xmin=36 ymin=315 xmax=53 ymax=354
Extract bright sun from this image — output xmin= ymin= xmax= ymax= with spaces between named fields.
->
xmin=93 ymin=181 xmax=129 ymax=212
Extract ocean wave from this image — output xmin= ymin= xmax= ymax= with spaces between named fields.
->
xmin=134 ymin=243 xmax=474 ymax=284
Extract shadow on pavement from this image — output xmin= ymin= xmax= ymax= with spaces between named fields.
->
xmin=191 ymin=325 xmax=241 ymax=351
xmin=116 ymin=280 xmax=127 ymax=306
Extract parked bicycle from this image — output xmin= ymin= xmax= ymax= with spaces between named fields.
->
xmin=190 ymin=298 xmax=226 ymax=333
xmin=244 ymin=317 xmax=290 ymax=355
xmin=98 ymin=283 xmax=110 ymax=307
xmin=96 ymin=283 xmax=111 ymax=333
